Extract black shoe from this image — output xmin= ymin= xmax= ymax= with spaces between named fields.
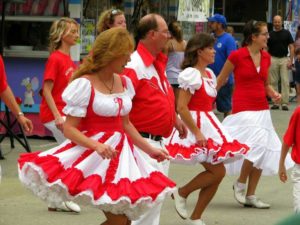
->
xmin=271 ymin=105 xmax=279 ymax=110
xmin=282 ymin=105 xmax=289 ymax=111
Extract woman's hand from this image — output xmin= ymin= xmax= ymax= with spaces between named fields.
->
xmin=174 ymin=116 xmax=188 ymax=139
xmin=195 ymin=132 xmax=207 ymax=147
xmin=271 ymin=92 xmax=281 ymax=104
xmin=278 ymin=164 xmax=288 ymax=183
xmin=148 ymin=147 xmax=170 ymax=162
xmin=55 ymin=116 xmax=65 ymax=131
xmin=95 ymin=143 xmax=117 ymax=159
xmin=17 ymin=116 xmax=33 ymax=133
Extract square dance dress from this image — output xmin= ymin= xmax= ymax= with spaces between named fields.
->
xmin=165 ymin=67 xmax=249 ymax=165
xmin=18 ymin=76 xmax=176 ymax=220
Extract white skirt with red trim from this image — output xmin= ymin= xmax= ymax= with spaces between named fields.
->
xmin=222 ymin=110 xmax=294 ymax=175
xmin=18 ymin=130 xmax=176 ymax=220
xmin=164 ymin=111 xmax=249 ymax=165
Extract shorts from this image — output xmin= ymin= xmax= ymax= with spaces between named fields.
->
xmin=216 ymin=82 xmax=233 ymax=113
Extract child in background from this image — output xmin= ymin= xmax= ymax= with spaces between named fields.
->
xmin=278 ymin=106 xmax=300 ymax=213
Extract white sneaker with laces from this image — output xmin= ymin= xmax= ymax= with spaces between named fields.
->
xmin=172 ymin=188 xmax=188 ymax=219
xmin=233 ymin=182 xmax=246 ymax=205
xmin=244 ymin=196 xmax=270 ymax=209
xmin=187 ymin=218 xmax=206 ymax=225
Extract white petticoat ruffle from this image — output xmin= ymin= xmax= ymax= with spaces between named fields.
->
xmin=18 ymin=132 xmax=176 ymax=220
xmin=223 ymin=110 xmax=294 ymax=175
xmin=164 ymin=111 xmax=249 ymax=165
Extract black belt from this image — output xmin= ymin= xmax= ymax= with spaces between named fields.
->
xmin=139 ymin=132 xmax=162 ymax=141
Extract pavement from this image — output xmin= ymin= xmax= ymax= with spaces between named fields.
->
xmin=0 ymin=102 xmax=299 ymax=225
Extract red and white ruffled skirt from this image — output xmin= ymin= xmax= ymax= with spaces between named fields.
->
xmin=164 ymin=111 xmax=249 ymax=165
xmin=18 ymin=130 xmax=176 ymax=220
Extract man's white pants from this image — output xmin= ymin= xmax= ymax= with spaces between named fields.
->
xmin=132 ymin=138 xmax=170 ymax=225
xmin=44 ymin=117 xmax=66 ymax=144
xmin=291 ymin=164 xmax=300 ymax=214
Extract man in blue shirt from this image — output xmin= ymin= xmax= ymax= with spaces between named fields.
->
xmin=208 ymin=14 xmax=237 ymax=118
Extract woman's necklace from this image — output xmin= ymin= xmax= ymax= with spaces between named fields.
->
xmin=99 ymin=75 xmax=115 ymax=94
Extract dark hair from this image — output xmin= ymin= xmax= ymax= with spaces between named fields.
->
xmin=242 ymin=20 xmax=267 ymax=46
xmin=136 ymin=14 xmax=158 ymax=40
xmin=181 ymin=32 xmax=215 ymax=69
xmin=168 ymin=21 xmax=183 ymax=42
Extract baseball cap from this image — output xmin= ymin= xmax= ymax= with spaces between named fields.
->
xmin=207 ymin=14 xmax=227 ymax=26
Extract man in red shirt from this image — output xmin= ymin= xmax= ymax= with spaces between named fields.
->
xmin=0 ymin=55 xmax=33 ymax=161
xmin=279 ymin=106 xmax=300 ymax=213
xmin=123 ymin=14 xmax=187 ymax=225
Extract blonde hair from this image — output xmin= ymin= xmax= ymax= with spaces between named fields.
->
xmin=48 ymin=17 xmax=79 ymax=53
xmin=71 ymin=27 xmax=134 ymax=81
xmin=97 ymin=8 xmax=124 ymax=34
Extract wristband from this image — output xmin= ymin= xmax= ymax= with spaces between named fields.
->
xmin=17 ymin=112 xmax=24 ymax=118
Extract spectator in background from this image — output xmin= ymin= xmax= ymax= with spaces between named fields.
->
xmin=165 ymin=21 xmax=186 ymax=104
xmin=40 ymin=17 xmax=81 ymax=213
xmin=208 ymin=14 xmax=237 ymax=118
xmin=268 ymin=15 xmax=294 ymax=111
xmin=226 ymin=25 xmax=240 ymax=49
xmin=97 ymin=8 xmax=126 ymax=34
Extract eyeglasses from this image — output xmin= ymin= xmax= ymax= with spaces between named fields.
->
xmin=259 ymin=32 xmax=269 ymax=37
xmin=154 ymin=29 xmax=170 ymax=35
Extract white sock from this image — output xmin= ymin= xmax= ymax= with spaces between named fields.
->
xmin=236 ymin=181 xmax=246 ymax=190
xmin=246 ymin=195 xmax=256 ymax=200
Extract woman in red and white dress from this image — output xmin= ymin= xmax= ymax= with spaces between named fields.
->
xmin=18 ymin=28 xmax=175 ymax=225
xmin=165 ymin=33 xmax=249 ymax=225
xmin=218 ymin=20 xmax=294 ymax=209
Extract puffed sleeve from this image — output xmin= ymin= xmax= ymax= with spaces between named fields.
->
xmin=124 ymin=76 xmax=136 ymax=99
xmin=62 ymin=78 xmax=92 ymax=117
xmin=178 ymin=67 xmax=202 ymax=94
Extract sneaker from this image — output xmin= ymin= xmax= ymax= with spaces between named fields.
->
xmin=233 ymin=183 xmax=246 ymax=205
xmin=187 ymin=218 xmax=206 ymax=225
xmin=244 ymin=196 xmax=270 ymax=209
xmin=282 ymin=105 xmax=289 ymax=111
xmin=172 ymin=188 xmax=188 ymax=219
xmin=271 ymin=105 xmax=280 ymax=110
xmin=48 ymin=201 xmax=81 ymax=213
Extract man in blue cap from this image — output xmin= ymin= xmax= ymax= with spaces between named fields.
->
xmin=208 ymin=14 xmax=237 ymax=118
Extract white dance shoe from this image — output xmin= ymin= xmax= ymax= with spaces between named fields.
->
xmin=48 ymin=201 xmax=81 ymax=213
xmin=233 ymin=182 xmax=246 ymax=205
xmin=244 ymin=196 xmax=270 ymax=209
xmin=172 ymin=188 xmax=188 ymax=219
xmin=187 ymin=218 xmax=206 ymax=225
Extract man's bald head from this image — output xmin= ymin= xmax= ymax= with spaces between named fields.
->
xmin=273 ymin=15 xmax=283 ymax=31
xmin=137 ymin=14 xmax=163 ymax=40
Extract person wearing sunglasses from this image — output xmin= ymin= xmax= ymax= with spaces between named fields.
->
xmin=97 ymin=8 xmax=126 ymax=34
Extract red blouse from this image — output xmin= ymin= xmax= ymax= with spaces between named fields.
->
xmin=228 ymin=47 xmax=270 ymax=113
